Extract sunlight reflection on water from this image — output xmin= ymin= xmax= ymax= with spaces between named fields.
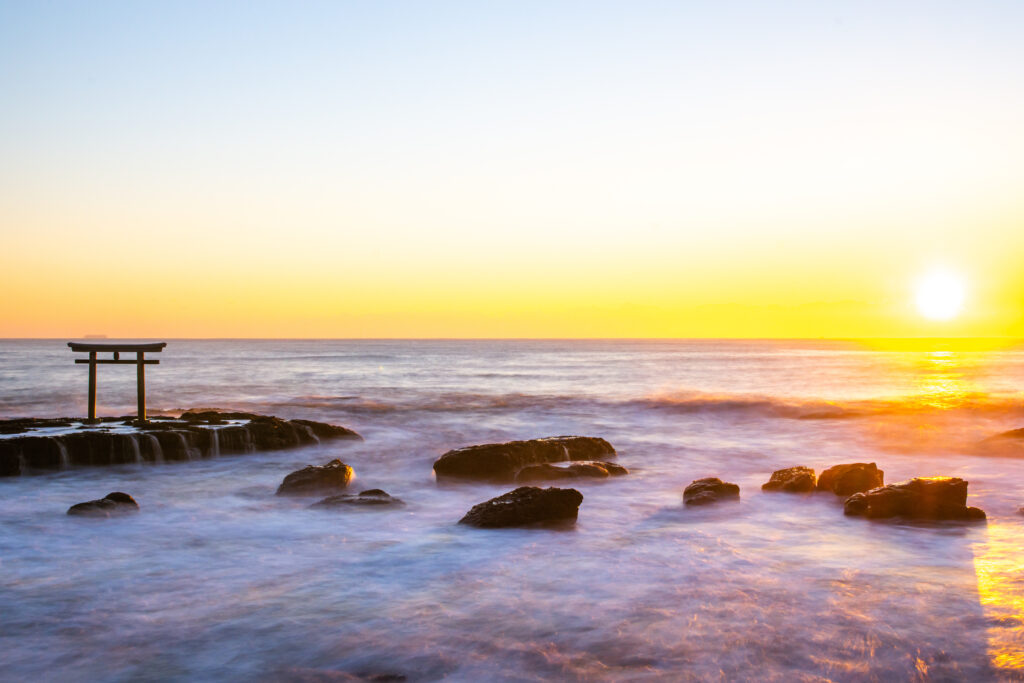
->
xmin=1 ymin=340 xmax=1023 ymax=680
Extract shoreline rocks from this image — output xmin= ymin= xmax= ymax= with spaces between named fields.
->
xmin=684 ymin=478 xmax=740 ymax=506
xmin=311 ymin=489 xmax=404 ymax=508
xmin=67 ymin=492 xmax=139 ymax=517
xmin=433 ymin=436 xmax=615 ymax=482
xmin=0 ymin=411 xmax=361 ymax=477
xmin=762 ymin=466 xmax=816 ymax=493
xmin=817 ymin=463 xmax=884 ymax=496
xmin=843 ymin=477 xmax=986 ymax=521
xmin=277 ymin=459 xmax=354 ymax=496
xmin=515 ymin=460 xmax=627 ymax=483
xmin=459 ymin=486 xmax=584 ymax=527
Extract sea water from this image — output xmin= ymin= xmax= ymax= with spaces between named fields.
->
xmin=0 ymin=339 xmax=1022 ymax=680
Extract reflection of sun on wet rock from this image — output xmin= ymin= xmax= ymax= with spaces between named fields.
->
xmin=310 ymin=489 xmax=405 ymax=509
xmin=683 ymin=478 xmax=740 ymax=506
xmin=761 ymin=466 xmax=816 ymax=492
xmin=459 ymin=486 xmax=583 ymax=527
xmin=816 ymin=462 xmax=883 ymax=496
xmin=433 ymin=436 xmax=615 ymax=482
xmin=276 ymin=459 xmax=354 ymax=496
xmin=67 ymin=491 xmax=139 ymax=517
xmin=514 ymin=460 xmax=627 ymax=483
xmin=843 ymin=477 xmax=986 ymax=520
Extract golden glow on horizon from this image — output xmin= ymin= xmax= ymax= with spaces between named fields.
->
xmin=915 ymin=268 xmax=967 ymax=321
xmin=2 ymin=4 xmax=1024 ymax=339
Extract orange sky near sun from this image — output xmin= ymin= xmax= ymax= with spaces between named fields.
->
xmin=2 ymin=3 xmax=1023 ymax=338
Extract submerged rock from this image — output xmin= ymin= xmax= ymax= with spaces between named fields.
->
xmin=515 ymin=460 xmax=627 ymax=483
xmin=843 ymin=477 xmax=986 ymax=521
xmin=433 ymin=436 xmax=616 ymax=482
xmin=817 ymin=463 xmax=884 ymax=496
xmin=311 ymin=489 xmax=405 ymax=508
xmin=67 ymin=491 xmax=139 ymax=517
xmin=683 ymin=478 xmax=740 ymax=506
xmin=277 ymin=459 xmax=354 ymax=496
xmin=459 ymin=486 xmax=584 ymax=527
xmin=762 ymin=466 xmax=816 ymax=493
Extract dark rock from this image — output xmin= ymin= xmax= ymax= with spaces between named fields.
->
xmin=515 ymin=460 xmax=628 ymax=483
xmin=843 ymin=477 xmax=986 ymax=520
xmin=817 ymin=463 xmax=884 ymax=496
xmin=292 ymin=419 xmax=362 ymax=441
xmin=433 ymin=436 xmax=615 ymax=482
xmin=277 ymin=459 xmax=354 ymax=495
xmin=990 ymin=427 xmax=1024 ymax=440
xmin=311 ymin=489 xmax=405 ymax=508
xmin=762 ymin=466 xmax=816 ymax=493
xmin=458 ymin=486 xmax=583 ymax=527
xmin=0 ymin=411 xmax=361 ymax=476
xmin=67 ymin=491 xmax=139 ymax=517
xmin=683 ymin=478 xmax=740 ymax=505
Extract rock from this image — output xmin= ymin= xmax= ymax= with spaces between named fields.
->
xmin=291 ymin=418 xmax=362 ymax=441
xmin=0 ymin=411 xmax=361 ymax=476
xmin=515 ymin=460 xmax=628 ymax=483
xmin=458 ymin=486 xmax=584 ymax=527
xmin=683 ymin=478 xmax=740 ymax=506
xmin=762 ymin=466 xmax=816 ymax=493
xmin=67 ymin=491 xmax=139 ymax=517
xmin=276 ymin=459 xmax=354 ymax=495
xmin=843 ymin=477 xmax=986 ymax=520
xmin=311 ymin=489 xmax=405 ymax=508
xmin=817 ymin=463 xmax=884 ymax=496
xmin=433 ymin=436 xmax=615 ymax=482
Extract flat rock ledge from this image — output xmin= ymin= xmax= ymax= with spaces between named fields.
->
xmin=684 ymin=478 xmax=740 ymax=506
xmin=0 ymin=411 xmax=361 ymax=477
xmin=433 ymin=436 xmax=615 ymax=483
xmin=67 ymin=491 xmax=139 ymax=518
xmin=311 ymin=489 xmax=405 ymax=508
xmin=762 ymin=466 xmax=816 ymax=493
xmin=515 ymin=460 xmax=627 ymax=483
xmin=277 ymin=459 xmax=354 ymax=496
xmin=459 ymin=486 xmax=584 ymax=528
xmin=817 ymin=462 xmax=884 ymax=496
xmin=844 ymin=477 xmax=986 ymax=521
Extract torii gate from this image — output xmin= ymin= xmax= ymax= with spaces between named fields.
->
xmin=68 ymin=342 xmax=167 ymax=423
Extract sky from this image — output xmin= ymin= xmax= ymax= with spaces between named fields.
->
xmin=1 ymin=0 xmax=1023 ymax=338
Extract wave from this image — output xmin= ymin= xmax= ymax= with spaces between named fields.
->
xmin=229 ymin=389 xmax=1024 ymax=421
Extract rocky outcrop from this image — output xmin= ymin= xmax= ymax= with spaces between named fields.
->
xmin=762 ymin=466 xmax=816 ymax=493
xmin=311 ymin=489 xmax=405 ymax=508
xmin=458 ymin=486 xmax=584 ymax=527
xmin=433 ymin=436 xmax=615 ymax=482
xmin=67 ymin=492 xmax=139 ymax=517
xmin=276 ymin=459 xmax=354 ymax=496
xmin=817 ymin=463 xmax=883 ymax=496
xmin=843 ymin=477 xmax=986 ymax=520
xmin=514 ymin=460 xmax=627 ymax=483
xmin=683 ymin=478 xmax=740 ymax=506
xmin=0 ymin=411 xmax=361 ymax=476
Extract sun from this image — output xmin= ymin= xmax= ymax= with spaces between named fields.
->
xmin=915 ymin=268 xmax=966 ymax=321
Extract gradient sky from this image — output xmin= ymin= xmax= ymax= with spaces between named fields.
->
xmin=2 ymin=1 xmax=1022 ymax=337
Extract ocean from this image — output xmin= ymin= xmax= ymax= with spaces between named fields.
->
xmin=1 ymin=339 xmax=1022 ymax=681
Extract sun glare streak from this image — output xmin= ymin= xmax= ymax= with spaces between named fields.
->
xmin=973 ymin=523 xmax=1024 ymax=672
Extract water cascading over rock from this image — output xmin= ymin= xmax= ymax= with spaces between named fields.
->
xmin=0 ymin=411 xmax=361 ymax=476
